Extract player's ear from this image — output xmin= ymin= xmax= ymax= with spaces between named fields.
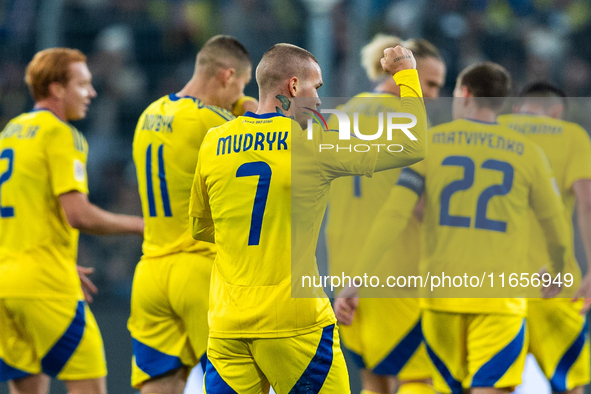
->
xmin=48 ymin=82 xmax=66 ymax=100
xmin=219 ymin=68 xmax=235 ymax=86
xmin=460 ymin=85 xmax=471 ymax=98
xmin=288 ymin=77 xmax=298 ymax=97
xmin=549 ymin=104 xmax=564 ymax=120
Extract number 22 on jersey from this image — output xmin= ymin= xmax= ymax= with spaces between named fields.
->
xmin=439 ymin=155 xmax=514 ymax=232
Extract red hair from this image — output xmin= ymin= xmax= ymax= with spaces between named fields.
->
xmin=25 ymin=48 xmax=87 ymax=101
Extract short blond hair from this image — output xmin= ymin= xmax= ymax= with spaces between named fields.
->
xmin=25 ymin=48 xmax=87 ymax=101
xmin=361 ymin=35 xmax=443 ymax=81
xmin=256 ymin=43 xmax=318 ymax=94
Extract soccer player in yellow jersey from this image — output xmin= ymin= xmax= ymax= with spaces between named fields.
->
xmin=128 ymin=35 xmax=253 ymax=394
xmin=189 ymin=43 xmax=427 ymax=393
xmin=337 ymin=62 xmax=571 ymax=394
xmin=326 ymin=35 xmax=445 ymax=394
xmin=498 ymin=83 xmax=591 ymax=394
xmin=0 ymin=48 xmax=144 ymax=394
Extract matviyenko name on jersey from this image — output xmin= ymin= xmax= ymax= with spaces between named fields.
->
xmin=217 ymin=131 xmax=289 ymax=155
xmin=432 ymin=130 xmax=525 ymax=156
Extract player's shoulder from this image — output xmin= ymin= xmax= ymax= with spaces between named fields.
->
xmin=341 ymin=91 xmax=399 ymax=110
xmin=560 ymin=119 xmax=589 ymax=140
xmin=9 ymin=109 xmax=86 ymax=151
xmin=427 ymin=118 xmax=464 ymax=134
xmin=142 ymin=93 xmax=203 ymax=115
xmin=14 ymin=109 xmax=69 ymax=129
xmin=203 ymin=105 xmax=234 ymax=123
xmin=23 ymin=109 xmax=78 ymax=138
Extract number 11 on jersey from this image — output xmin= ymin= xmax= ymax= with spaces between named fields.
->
xmin=145 ymin=144 xmax=172 ymax=217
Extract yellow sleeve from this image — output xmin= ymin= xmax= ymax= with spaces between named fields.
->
xmin=45 ymin=125 xmax=88 ymax=196
xmin=374 ymin=69 xmax=427 ymax=171
xmin=564 ymin=125 xmax=591 ymax=190
xmin=538 ymin=214 xmax=569 ymax=276
xmin=232 ymin=96 xmax=258 ymax=117
xmin=529 ymin=144 xmax=569 ymax=275
xmin=188 ymin=148 xmax=211 ymax=220
xmin=204 ymin=105 xmax=235 ymax=125
xmin=530 ymin=145 xmax=564 ymax=220
xmin=313 ymin=122 xmax=379 ymax=180
xmin=354 ymin=182 xmax=421 ymax=277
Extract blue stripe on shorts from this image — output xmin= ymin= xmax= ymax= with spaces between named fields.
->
xmin=132 ymin=338 xmax=183 ymax=378
xmin=41 ymin=300 xmax=86 ymax=377
xmin=0 ymin=358 xmax=30 ymax=382
xmin=289 ymin=324 xmax=335 ymax=393
xmin=373 ymin=319 xmax=423 ymax=376
xmin=204 ymin=357 xmax=238 ymax=394
xmin=471 ymin=319 xmax=526 ymax=387
xmin=550 ymin=319 xmax=589 ymax=393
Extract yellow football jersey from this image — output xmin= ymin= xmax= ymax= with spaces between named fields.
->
xmin=133 ymin=94 xmax=234 ymax=259
xmin=498 ymin=114 xmax=591 ymax=296
xmin=190 ymin=113 xmax=384 ymax=338
xmin=190 ymin=70 xmax=426 ymax=338
xmin=0 ymin=109 xmax=88 ymax=299
xmin=413 ymin=119 xmax=564 ymax=314
xmin=327 ymin=92 xmax=420 ymax=282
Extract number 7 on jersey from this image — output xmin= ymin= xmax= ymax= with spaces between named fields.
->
xmin=236 ymin=161 xmax=272 ymax=246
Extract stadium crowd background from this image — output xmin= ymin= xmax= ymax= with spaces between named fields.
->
xmin=1 ymin=0 xmax=591 ymax=393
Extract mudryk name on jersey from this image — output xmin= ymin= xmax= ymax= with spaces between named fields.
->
xmin=216 ymin=130 xmax=289 ymax=155
xmin=432 ymin=129 xmax=525 ymax=155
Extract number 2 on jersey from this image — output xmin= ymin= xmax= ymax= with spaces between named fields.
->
xmin=440 ymin=155 xmax=514 ymax=232
xmin=0 ymin=148 xmax=15 ymax=218
xmin=145 ymin=144 xmax=172 ymax=217
xmin=236 ymin=161 xmax=272 ymax=246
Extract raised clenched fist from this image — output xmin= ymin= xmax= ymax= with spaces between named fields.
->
xmin=381 ymin=45 xmax=417 ymax=75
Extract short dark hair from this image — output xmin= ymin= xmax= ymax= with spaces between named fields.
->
xmin=256 ymin=43 xmax=318 ymax=93
xmin=458 ymin=61 xmax=511 ymax=111
xmin=519 ymin=81 xmax=567 ymax=108
xmin=196 ymin=35 xmax=251 ymax=75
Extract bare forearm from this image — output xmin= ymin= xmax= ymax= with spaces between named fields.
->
xmin=76 ymin=204 xmax=143 ymax=236
xmin=59 ymin=191 xmax=143 ymax=236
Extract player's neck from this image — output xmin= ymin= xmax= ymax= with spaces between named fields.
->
xmin=257 ymin=94 xmax=292 ymax=117
xmin=460 ymin=105 xmax=498 ymax=124
xmin=373 ymin=78 xmax=400 ymax=96
xmin=177 ymin=76 xmax=225 ymax=109
xmin=33 ymin=99 xmax=67 ymax=122
xmin=517 ymin=104 xmax=546 ymax=116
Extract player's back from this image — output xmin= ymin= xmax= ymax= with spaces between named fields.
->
xmin=327 ymin=92 xmax=420 ymax=279
xmin=133 ymin=94 xmax=233 ymax=258
xmin=418 ymin=119 xmax=563 ymax=314
xmin=195 ymin=113 xmax=315 ymax=338
xmin=193 ymin=110 xmax=384 ymax=338
xmin=498 ymin=114 xmax=591 ymax=293
xmin=0 ymin=109 xmax=88 ymax=298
